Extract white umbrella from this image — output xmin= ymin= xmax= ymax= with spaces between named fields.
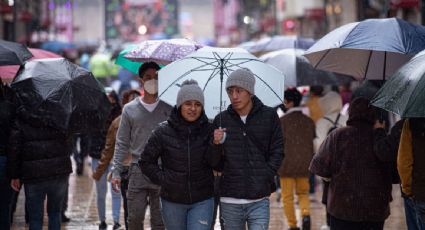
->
xmin=158 ymin=47 xmax=285 ymax=120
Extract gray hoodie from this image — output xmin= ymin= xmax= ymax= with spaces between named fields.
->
xmin=112 ymin=97 xmax=172 ymax=179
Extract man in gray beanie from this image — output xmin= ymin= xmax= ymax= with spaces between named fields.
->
xmin=210 ymin=68 xmax=284 ymax=229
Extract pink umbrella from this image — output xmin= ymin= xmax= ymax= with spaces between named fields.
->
xmin=0 ymin=48 xmax=61 ymax=80
xmin=124 ymin=38 xmax=203 ymax=65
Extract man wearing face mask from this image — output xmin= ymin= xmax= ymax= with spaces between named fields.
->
xmin=111 ymin=62 xmax=172 ymax=230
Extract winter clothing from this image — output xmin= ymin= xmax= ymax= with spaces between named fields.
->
xmin=8 ymin=119 xmax=72 ymax=184
xmin=398 ymin=119 xmax=425 ymax=202
xmin=0 ymin=97 xmax=15 ymax=156
xmin=92 ymin=116 xmax=131 ymax=181
xmin=304 ymin=95 xmax=323 ymax=123
xmin=112 ymin=98 xmax=171 ymax=179
xmin=112 ymin=97 xmax=170 ymax=230
xmin=210 ymin=96 xmax=284 ymax=199
xmin=278 ymin=108 xmax=315 ymax=177
xmin=314 ymin=91 xmax=347 ymax=152
xmin=88 ymin=103 xmax=121 ymax=160
xmin=140 ymin=107 xmax=217 ymax=204
xmin=309 ymin=97 xmax=393 ymax=222
xmin=176 ymin=79 xmax=204 ymax=107
xmin=225 ymin=69 xmax=255 ymax=94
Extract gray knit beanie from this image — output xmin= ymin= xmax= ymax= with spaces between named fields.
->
xmin=176 ymin=79 xmax=204 ymax=107
xmin=226 ymin=68 xmax=255 ymax=95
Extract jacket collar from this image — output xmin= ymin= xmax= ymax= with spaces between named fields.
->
xmin=227 ymin=95 xmax=264 ymax=119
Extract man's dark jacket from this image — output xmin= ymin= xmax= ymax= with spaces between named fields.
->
xmin=140 ymin=107 xmax=218 ymax=204
xmin=7 ymin=118 xmax=72 ymax=184
xmin=210 ymin=96 xmax=284 ymax=199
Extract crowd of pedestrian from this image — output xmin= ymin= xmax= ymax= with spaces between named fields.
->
xmin=1 ymin=57 xmax=425 ymax=230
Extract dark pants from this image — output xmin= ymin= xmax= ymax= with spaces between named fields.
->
xmin=0 ymin=156 xmax=13 ymax=229
xmin=404 ymin=197 xmax=424 ymax=230
xmin=121 ymin=169 xmax=130 ymax=230
xmin=415 ymin=200 xmax=425 ymax=229
xmin=25 ymin=176 xmax=69 ymax=230
xmin=329 ymin=215 xmax=384 ymax=230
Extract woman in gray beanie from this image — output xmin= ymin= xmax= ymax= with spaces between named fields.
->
xmin=139 ymin=79 xmax=220 ymax=230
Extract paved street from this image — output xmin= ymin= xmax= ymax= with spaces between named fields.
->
xmin=11 ymin=162 xmax=407 ymax=230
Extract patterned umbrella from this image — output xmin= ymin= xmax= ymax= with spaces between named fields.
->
xmin=123 ymin=38 xmax=203 ymax=66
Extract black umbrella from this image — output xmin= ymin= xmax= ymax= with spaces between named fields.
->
xmin=372 ymin=51 xmax=425 ymax=117
xmin=11 ymin=58 xmax=111 ymax=133
xmin=0 ymin=39 xmax=33 ymax=66
xmin=260 ymin=49 xmax=353 ymax=87
xmin=304 ymin=18 xmax=425 ymax=80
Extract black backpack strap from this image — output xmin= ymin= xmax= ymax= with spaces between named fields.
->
xmin=324 ymin=113 xmax=341 ymax=129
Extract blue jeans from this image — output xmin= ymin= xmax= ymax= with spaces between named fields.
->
xmin=91 ymin=158 xmax=121 ymax=223
xmin=415 ymin=200 xmax=425 ymax=229
xmin=161 ymin=197 xmax=214 ymax=230
xmin=220 ymin=198 xmax=270 ymax=230
xmin=0 ymin=156 xmax=13 ymax=229
xmin=404 ymin=197 xmax=424 ymax=230
xmin=24 ymin=176 xmax=69 ymax=230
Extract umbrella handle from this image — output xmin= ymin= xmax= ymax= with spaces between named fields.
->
xmin=218 ymin=126 xmax=227 ymax=144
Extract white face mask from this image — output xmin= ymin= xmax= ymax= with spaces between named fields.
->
xmin=144 ymin=79 xmax=158 ymax=95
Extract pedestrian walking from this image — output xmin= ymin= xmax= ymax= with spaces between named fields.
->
xmin=304 ymin=85 xmax=324 ymax=123
xmin=211 ymin=68 xmax=284 ymax=230
xmin=89 ymin=90 xmax=122 ymax=230
xmin=278 ymin=88 xmax=315 ymax=230
xmin=8 ymin=105 xmax=73 ymax=230
xmin=0 ymin=80 xmax=15 ymax=229
xmin=92 ymin=89 xmax=140 ymax=230
xmin=398 ymin=118 xmax=425 ymax=229
xmin=313 ymin=91 xmax=347 ymax=152
xmin=140 ymin=79 xmax=219 ymax=230
xmin=111 ymin=62 xmax=172 ymax=230
xmin=309 ymin=97 xmax=394 ymax=230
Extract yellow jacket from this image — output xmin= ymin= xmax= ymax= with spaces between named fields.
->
xmin=397 ymin=119 xmax=413 ymax=196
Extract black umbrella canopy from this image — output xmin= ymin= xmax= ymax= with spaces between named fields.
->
xmin=372 ymin=51 xmax=425 ymax=117
xmin=12 ymin=58 xmax=111 ymax=133
xmin=304 ymin=18 xmax=425 ymax=80
xmin=0 ymin=39 xmax=33 ymax=65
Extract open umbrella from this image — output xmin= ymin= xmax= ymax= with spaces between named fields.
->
xmin=158 ymin=47 xmax=285 ymax=120
xmin=115 ymin=44 xmax=142 ymax=74
xmin=124 ymin=38 xmax=203 ymax=65
xmin=371 ymin=50 xmax=425 ymax=117
xmin=304 ymin=18 xmax=425 ymax=80
xmin=260 ymin=49 xmax=353 ymax=88
xmin=11 ymin=58 xmax=111 ymax=133
xmin=239 ymin=35 xmax=315 ymax=55
xmin=40 ymin=40 xmax=76 ymax=53
xmin=0 ymin=39 xmax=33 ymax=66
xmin=0 ymin=48 xmax=61 ymax=80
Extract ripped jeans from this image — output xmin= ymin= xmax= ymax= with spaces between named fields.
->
xmin=160 ymin=197 xmax=214 ymax=230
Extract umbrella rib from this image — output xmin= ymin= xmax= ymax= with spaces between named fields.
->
xmin=363 ymin=50 xmax=373 ymax=81
xmin=313 ymin=49 xmax=331 ymax=68
xmin=202 ymin=68 xmax=221 ymax=91
xmin=252 ymin=73 xmax=283 ymax=101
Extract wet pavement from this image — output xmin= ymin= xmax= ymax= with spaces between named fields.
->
xmin=11 ymin=161 xmax=407 ymax=230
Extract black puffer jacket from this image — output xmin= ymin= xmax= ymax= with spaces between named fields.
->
xmin=139 ymin=107 xmax=218 ymax=204
xmin=210 ymin=96 xmax=284 ymax=199
xmin=0 ymin=98 xmax=15 ymax=156
xmin=7 ymin=118 xmax=73 ymax=184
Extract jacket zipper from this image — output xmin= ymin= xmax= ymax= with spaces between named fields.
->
xmin=187 ymin=128 xmax=193 ymax=203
